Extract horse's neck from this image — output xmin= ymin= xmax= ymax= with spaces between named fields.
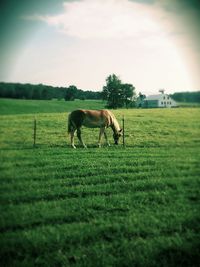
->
xmin=111 ymin=118 xmax=120 ymax=133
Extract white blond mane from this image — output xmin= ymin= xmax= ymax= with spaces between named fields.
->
xmin=113 ymin=117 xmax=120 ymax=132
xmin=108 ymin=111 xmax=120 ymax=133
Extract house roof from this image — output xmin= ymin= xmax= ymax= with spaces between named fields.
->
xmin=145 ymin=94 xmax=163 ymax=100
xmin=144 ymin=94 xmax=176 ymax=101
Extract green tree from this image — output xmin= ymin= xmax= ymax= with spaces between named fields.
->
xmin=41 ymin=88 xmax=52 ymax=100
xmin=32 ymin=88 xmax=41 ymax=100
xmin=7 ymin=84 xmax=16 ymax=98
xmin=171 ymin=92 xmax=200 ymax=103
xmin=102 ymin=74 xmax=122 ymax=108
xmin=65 ymin=85 xmax=78 ymax=101
xmin=102 ymin=74 xmax=135 ymax=108
xmin=121 ymin=83 xmax=135 ymax=107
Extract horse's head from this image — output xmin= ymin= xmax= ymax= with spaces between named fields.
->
xmin=113 ymin=129 xmax=122 ymax=145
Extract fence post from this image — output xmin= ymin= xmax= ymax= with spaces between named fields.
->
xmin=33 ymin=118 xmax=36 ymax=147
xmin=122 ymin=115 xmax=125 ymax=147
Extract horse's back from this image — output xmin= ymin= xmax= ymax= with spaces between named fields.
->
xmin=69 ymin=109 xmax=113 ymax=128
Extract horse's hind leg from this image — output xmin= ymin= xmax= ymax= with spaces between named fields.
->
xmin=70 ymin=129 xmax=76 ymax=149
xmin=77 ymin=128 xmax=87 ymax=148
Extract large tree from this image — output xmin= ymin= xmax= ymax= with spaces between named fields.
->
xmin=102 ymin=74 xmax=135 ymax=108
xmin=65 ymin=85 xmax=78 ymax=101
xmin=102 ymin=74 xmax=122 ymax=108
xmin=121 ymin=83 xmax=136 ymax=107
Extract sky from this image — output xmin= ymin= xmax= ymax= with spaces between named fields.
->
xmin=0 ymin=0 xmax=200 ymax=95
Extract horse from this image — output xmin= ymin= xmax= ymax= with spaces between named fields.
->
xmin=68 ymin=109 xmax=122 ymax=148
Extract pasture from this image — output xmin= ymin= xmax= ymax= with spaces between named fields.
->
xmin=0 ymin=98 xmax=200 ymax=267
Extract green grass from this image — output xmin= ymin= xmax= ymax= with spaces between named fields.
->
xmin=0 ymin=98 xmax=105 ymax=115
xmin=178 ymin=102 xmax=200 ymax=108
xmin=0 ymin=99 xmax=200 ymax=267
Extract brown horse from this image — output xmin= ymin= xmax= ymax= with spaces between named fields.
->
xmin=68 ymin=109 xmax=122 ymax=148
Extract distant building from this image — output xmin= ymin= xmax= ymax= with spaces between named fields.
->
xmin=137 ymin=90 xmax=177 ymax=108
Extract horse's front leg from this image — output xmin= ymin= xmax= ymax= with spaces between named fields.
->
xmin=104 ymin=131 xmax=110 ymax=146
xmin=77 ymin=128 xmax=87 ymax=148
xmin=98 ymin=127 xmax=105 ymax=148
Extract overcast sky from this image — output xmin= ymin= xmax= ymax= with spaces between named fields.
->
xmin=0 ymin=0 xmax=200 ymax=94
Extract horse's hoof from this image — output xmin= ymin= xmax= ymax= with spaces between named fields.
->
xmin=71 ymin=145 xmax=76 ymax=149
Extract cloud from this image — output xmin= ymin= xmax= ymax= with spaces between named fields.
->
xmin=15 ymin=0 xmax=197 ymax=92
xmin=32 ymin=0 xmax=163 ymax=40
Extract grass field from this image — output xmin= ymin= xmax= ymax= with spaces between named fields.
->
xmin=0 ymin=98 xmax=105 ymax=115
xmin=0 ymin=99 xmax=200 ymax=267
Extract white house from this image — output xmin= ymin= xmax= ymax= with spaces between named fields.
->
xmin=137 ymin=90 xmax=177 ymax=108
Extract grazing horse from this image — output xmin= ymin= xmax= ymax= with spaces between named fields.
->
xmin=68 ymin=109 xmax=122 ymax=148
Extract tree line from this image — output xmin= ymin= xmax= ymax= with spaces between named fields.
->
xmin=170 ymin=91 xmax=200 ymax=103
xmin=0 ymin=82 xmax=101 ymax=101
xmin=1 ymin=76 xmax=199 ymax=108
xmin=0 ymin=74 xmax=136 ymax=108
